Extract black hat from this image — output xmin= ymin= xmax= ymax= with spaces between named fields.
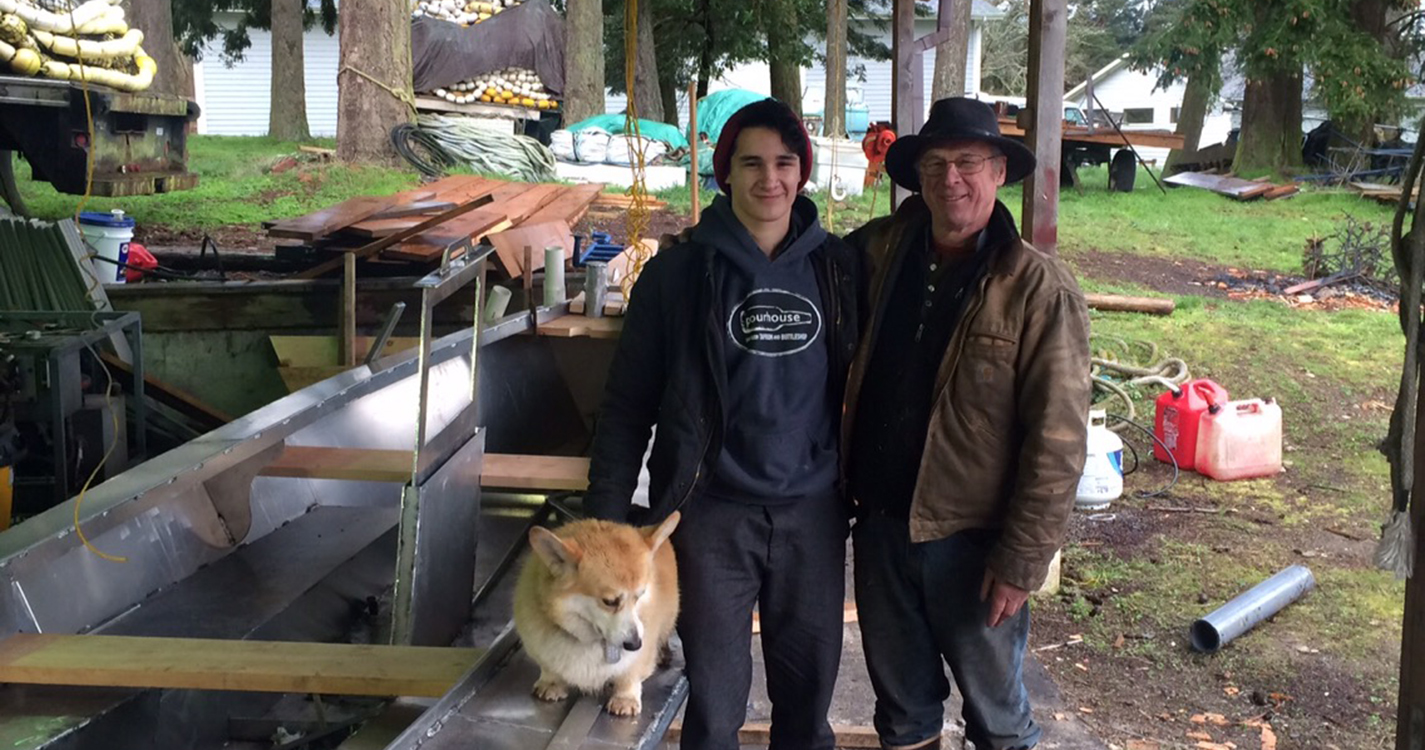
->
xmin=884 ymin=97 xmax=1037 ymax=191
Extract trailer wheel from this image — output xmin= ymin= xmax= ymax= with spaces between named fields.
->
xmin=0 ymin=151 xmax=29 ymax=217
xmin=1109 ymin=149 xmax=1136 ymax=192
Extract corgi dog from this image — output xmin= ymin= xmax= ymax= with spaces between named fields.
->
xmin=513 ymin=512 xmax=681 ymax=717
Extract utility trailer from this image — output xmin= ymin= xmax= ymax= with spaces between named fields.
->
xmin=0 ymin=75 xmax=199 ymax=214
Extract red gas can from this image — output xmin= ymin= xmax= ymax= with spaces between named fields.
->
xmin=1153 ymin=379 xmax=1229 ymax=470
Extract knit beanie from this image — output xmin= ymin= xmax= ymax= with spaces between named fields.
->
xmin=712 ymin=98 xmax=814 ymax=194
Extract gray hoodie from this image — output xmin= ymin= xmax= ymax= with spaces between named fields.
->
xmin=694 ymin=194 xmax=839 ymax=504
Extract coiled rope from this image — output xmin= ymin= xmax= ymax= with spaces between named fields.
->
xmin=1090 ymin=336 xmax=1192 ymax=426
xmin=390 ymin=114 xmax=557 ymax=182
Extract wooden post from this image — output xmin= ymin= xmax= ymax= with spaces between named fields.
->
xmin=341 ymin=251 xmax=357 ymax=367
xmin=689 ymin=82 xmax=701 ymax=224
xmin=1398 ymin=370 xmax=1425 ymax=750
xmin=1021 ymin=0 xmax=1066 ymax=255
xmin=890 ymin=0 xmax=917 ymax=209
xmin=891 ymin=0 xmax=956 ymax=209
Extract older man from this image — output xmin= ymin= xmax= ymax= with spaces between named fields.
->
xmin=842 ymin=97 xmax=1092 ymax=750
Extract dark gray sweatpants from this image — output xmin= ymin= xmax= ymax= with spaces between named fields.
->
xmin=671 ymin=490 xmax=848 ymax=750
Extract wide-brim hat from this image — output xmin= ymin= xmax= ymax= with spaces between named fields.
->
xmin=884 ymin=97 xmax=1036 ymax=191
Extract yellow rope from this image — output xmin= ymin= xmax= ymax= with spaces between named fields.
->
xmin=339 ymin=65 xmax=419 ymax=117
xmin=620 ymin=0 xmax=653 ymax=300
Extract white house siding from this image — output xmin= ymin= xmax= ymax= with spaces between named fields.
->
xmin=195 ymin=16 xmax=341 ymax=136
xmin=1069 ymin=64 xmax=1235 ymax=164
xmin=605 ymin=19 xmax=985 ymax=131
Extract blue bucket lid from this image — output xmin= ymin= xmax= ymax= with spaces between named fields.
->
xmin=78 ymin=211 xmax=135 ymax=228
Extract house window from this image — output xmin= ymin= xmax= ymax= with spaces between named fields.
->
xmin=1170 ymin=107 xmax=1180 ymax=124
xmin=1124 ymin=108 xmax=1155 ymax=125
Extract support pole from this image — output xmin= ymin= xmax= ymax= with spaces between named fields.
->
xmin=891 ymin=0 xmax=917 ymax=209
xmin=1021 ymin=0 xmax=1066 ymax=255
xmin=689 ymin=82 xmax=701 ymax=224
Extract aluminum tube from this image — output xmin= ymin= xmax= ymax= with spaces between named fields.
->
xmin=1191 ymin=564 xmax=1315 ymax=653
xmin=584 ymin=261 xmax=609 ymax=319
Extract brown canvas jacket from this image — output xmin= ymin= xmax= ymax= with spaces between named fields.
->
xmin=844 ymin=195 xmax=1092 ymax=591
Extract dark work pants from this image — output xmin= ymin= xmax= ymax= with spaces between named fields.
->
xmin=672 ymin=490 xmax=848 ymax=750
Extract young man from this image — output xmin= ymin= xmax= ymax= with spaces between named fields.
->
xmin=844 ymin=97 xmax=1092 ymax=750
xmin=583 ymin=99 xmax=859 ymax=750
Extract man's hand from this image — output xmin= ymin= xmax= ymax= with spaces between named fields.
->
xmin=980 ymin=569 xmax=1030 ymax=628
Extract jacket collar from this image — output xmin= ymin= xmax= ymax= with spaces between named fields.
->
xmin=890 ymin=195 xmax=1025 ymax=276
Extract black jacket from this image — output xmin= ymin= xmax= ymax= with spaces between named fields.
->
xmin=584 ymin=201 xmax=861 ymax=525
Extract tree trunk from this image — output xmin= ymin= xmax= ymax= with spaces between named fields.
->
xmin=563 ymin=0 xmax=605 ymax=123
xmin=127 ymin=0 xmax=193 ymax=98
xmin=696 ymin=0 xmax=714 ymax=98
xmin=658 ymin=72 xmax=680 ymax=127
xmin=628 ymin=0 xmax=664 ymax=122
xmin=1233 ymin=66 xmax=1303 ymax=177
xmin=336 ymin=0 xmax=412 ymax=165
xmin=766 ymin=0 xmax=802 ymax=115
xmin=824 ymin=0 xmax=848 ymax=137
xmin=269 ymin=0 xmax=311 ymax=141
xmin=1164 ymin=68 xmax=1212 ymax=174
xmin=931 ymin=0 xmax=973 ymax=101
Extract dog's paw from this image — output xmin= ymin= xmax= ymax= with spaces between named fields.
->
xmin=606 ymin=693 xmax=641 ymax=717
xmin=532 ymin=676 xmax=570 ymax=702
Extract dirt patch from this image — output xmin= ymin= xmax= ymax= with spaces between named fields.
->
xmin=1068 ymin=248 xmax=1399 ymax=312
xmin=572 ymin=208 xmax=693 ymax=248
xmin=135 ymin=224 xmax=268 ymax=253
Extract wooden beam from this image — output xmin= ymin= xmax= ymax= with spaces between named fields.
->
xmin=480 ymin=454 xmax=589 ymax=491
xmin=1084 ymin=293 xmax=1175 ymax=316
xmin=666 ymin=722 xmax=879 ymax=748
xmin=342 ymin=252 xmax=357 ymax=368
xmin=890 ymin=0 xmax=917 ymax=209
xmin=1021 ymin=0 xmax=1067 ymax=255
xmin=689 ymin=81 xmax=701 ymax=225
xmin=0 ymin=634 xmax=481 ymax=698
xmin=259 ymin=446 xmax=592 ymax=491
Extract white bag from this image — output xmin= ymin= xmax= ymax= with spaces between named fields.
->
xmin=605 ymin=134 xmax=668 ymax=166
xmin=573 ymin=128 xmax=612 ymax=164
xmin=550 ymin=129 xmax=577 ymax=162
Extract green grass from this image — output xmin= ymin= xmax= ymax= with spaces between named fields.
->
xmin=13 ymin=136 xmax=421 ymax=230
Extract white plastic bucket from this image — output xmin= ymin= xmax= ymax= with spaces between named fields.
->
xmin=79 ymin=210 xmax=135 ymax=284
xmin=808 ymin=136 xmax=869 ymax=197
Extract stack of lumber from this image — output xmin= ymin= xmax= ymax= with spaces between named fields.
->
xmin=1163 ymin=171 xmax=1299 ymax=201
xmin=1350 ymin=181 xmax=1418 ymax=205
xmin=264 ymin=175 xmax=604 ymax=277
xmin=587 ymin=193 xmax=669 ymax=214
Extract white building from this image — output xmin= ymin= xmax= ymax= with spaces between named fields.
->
xmin=193 ymin=11 xmax=341 ymax=137
xmin=193 ymin=1 xmax=1000 ymax=137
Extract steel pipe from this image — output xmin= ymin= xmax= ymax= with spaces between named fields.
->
xmin=1191 ymin=564 xmax=1316 ymax=653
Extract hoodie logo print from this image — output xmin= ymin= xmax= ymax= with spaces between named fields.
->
xmin=728 ymin=289 xmax=823 ymax=357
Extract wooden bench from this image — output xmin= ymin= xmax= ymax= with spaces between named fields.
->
xmin=0 ymin=634 xmax=482 ymax=697
xmin=258 ymin=446 xmax=590 ymax=491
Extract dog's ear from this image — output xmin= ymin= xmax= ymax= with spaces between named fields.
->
xmin=530 ymin=526 xmax=582 ymax=575
xmin=643 ymin=511 xmax=680 ymax=553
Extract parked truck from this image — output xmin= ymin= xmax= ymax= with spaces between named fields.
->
xmin=0 ymin=75 xmax=199 ymax=214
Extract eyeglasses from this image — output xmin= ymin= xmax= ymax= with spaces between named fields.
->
xmin=917 ymin=154 xmax=1004 ymax=178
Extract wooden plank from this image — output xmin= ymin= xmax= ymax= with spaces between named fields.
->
xmin=381 ymin=208 xmax=511 ymax=263
xmin=523 ymin=183 xmax=605 ymax=226
xmin=391 ymin=183 xmax=566 ymax=270
xmin=346 ymin=178 xmax=502 ymax=239
xmin=1163 ymin=171 xmax=1277 ymax=199
xmin=259 ymin=446 xmax=413 ymax=483
xmin=342 ymin=252 xmax=357 ymax=367
xmin=259 ymin=445 xmax=592 ymax=490
xmin=533 ymin=314 xmax=624 ymax=339
xmin=412 ymin=95 xmax=541 ymax=121
xmin=487 ymin=220 xmax=574 ymax=277
xmin=1263 ymin=184 xmax=1301 ymax=201
xmin=98 ymin=352 xmax=235 ymax=427
xmin=752 ymin=601 xmax=856 ymax=635
xmin=0 ymin=634 xmax=480 ymax=698
xmin=294 ymin=193 xmax=498 ymax=280
xmin=269 ymin=191 xmax=435 ymax=242
xmin=998 ymin=119 xmax=1185 ymax=150
xmin=480 ymin=454 xmax=590 ymax=491
xmin=665 ymin=722 xmax=879 ymax=748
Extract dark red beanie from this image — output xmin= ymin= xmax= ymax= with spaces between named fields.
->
xmin=712 ymin=98 xmax=814 ymax=194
